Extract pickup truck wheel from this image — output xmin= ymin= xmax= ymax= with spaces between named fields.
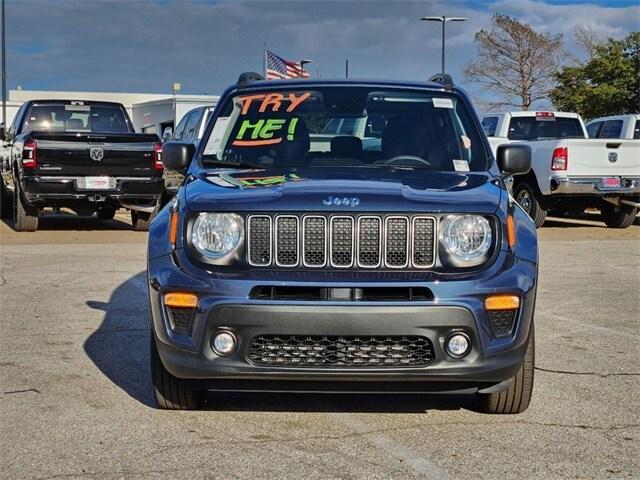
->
xmin=514 ymin=183 xmax=547 ymax=228
xmin=472 ymin=326 xmax=534 ymax=414
xmin=13 ymin=181 xmax=38 ymax=232
xmin=0 ymin=180 xmax=12 ymax=219
xmin=151 ymin=335 xmax=204 ymax=410
xmin=97 ymin=207 xmax=117 ymax=220
xmin=131 ymin=210 xmax=151 ymax=231
xmin=601 ymin=203 xmax=637 ymax=229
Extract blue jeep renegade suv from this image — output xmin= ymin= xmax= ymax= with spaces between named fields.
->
xmin=147 ymin=73 xmax=537 ymax=413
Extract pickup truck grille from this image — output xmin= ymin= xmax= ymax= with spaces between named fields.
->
xmin=247 ymin=214 xmax=436 ymax=269
xmin=247 ymin=335 xmax=435 ymax=367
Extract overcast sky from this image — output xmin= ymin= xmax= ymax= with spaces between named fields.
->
xmin=4 ymin=0 xmax=639 ymax=107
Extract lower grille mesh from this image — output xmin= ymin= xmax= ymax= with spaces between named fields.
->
xmin=248 ymin=335 xmax=435 ymax=367
xmin=489 ymin=310 xmax=517 ymax=337
xmin=167 ymin=308 xmax=195 ymax=334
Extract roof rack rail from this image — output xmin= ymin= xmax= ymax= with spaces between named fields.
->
xmin=237 ymin=72 xmax=264 ymax=87
xmin=428 ymin=73 xmax=454 ymax=91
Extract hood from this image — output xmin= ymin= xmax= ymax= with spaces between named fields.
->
xmin=185 ymin=166 xmax=502 ymax=214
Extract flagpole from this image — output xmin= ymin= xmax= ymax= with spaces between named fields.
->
xmin=263 ymin=44 xmax=267 ymax=79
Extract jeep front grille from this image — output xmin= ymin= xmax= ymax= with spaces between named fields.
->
xmin=247 ymin=335 xmax=435 ymax=367
xmin=247 ymin=214 xmax=436 ymax=269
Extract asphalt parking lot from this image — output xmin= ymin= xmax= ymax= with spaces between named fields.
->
xmin=0 ymin=212 xmax=638 ymax=480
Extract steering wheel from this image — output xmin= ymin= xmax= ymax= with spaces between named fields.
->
xmin=384 ymin=155 xmax=431 ymax=167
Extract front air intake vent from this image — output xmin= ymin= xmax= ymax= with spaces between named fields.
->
xmin=167 ymin=307 xmax=195 ymax=335
xmin=302 ymin=216 xmax=327 ymax=267
xmin=385 ymin=216 xmax=409 ymax=268
xmin=246 ymin=214 xmax=436 ymax=270
xmin=247 ymin=215 xmax=272 ymax=266
xmin=275 ymin=216 xmax=299 ymax=267
xmin=330 ymin=217 xmax=355 ymax=267
xmin=489 ymin=309 xmax=517 ymax=337
xmin=248 ymin=335 xmax=435 ymax=367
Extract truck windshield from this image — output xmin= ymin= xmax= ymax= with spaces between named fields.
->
xmin=202 ymin=86 xmax=489 ymax=172
xmin=507 ymin=116 xmax=584 ymax=140
xmin=23 ymin=103 xmax=132 ymax=134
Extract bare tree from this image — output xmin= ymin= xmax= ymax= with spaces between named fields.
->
xmin=574 ymin=25 xmax=603 ymax=59
xmin=464 ymin=14 xmax=564 ymax=110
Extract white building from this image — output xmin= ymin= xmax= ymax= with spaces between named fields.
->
xmin=1 ymin=89 xmax=219 ymax=136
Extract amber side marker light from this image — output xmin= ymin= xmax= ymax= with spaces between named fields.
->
xmin=507 ymin=213 xmax=516 ymax=248
xmin=485 ymin=294 xmax=520 ymax=311
xmin=169 ymin=211 xmax=179 ymax=246
xmin=164 ymin=292 xmax=198 ymax=309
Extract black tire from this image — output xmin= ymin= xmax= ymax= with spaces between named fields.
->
xmin=0 ymin=180 xmax=12 ymax=219
xmin=131 ymin=210 xmax=151 ymax=231
xmin=151 ymin=335 xmax=204 ymax=410
xmin=514 ymin=182 xmax=547 ymax=228
xmin=473 ymin=326 xmax=535 ymax=414
xmin=601 ymin=202 xmax=637 ymax=229
xmin=156 ymin=190 xmax=172 ymax=212
xmin=13 ymin=180 xmax=38 ymax=232
xmin=97 ymin=207 xmax=117 ymax=220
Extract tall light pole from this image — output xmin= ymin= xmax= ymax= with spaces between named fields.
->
xmin=2 ymin=0 xmax=6 ymax=131
xmin=420 ymin=16 xmax=467 ymax=73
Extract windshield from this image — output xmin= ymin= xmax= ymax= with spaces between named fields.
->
xmin=23 ymin=103 xmax=132 ymax=134
xmin=202 ymin=86 xmax=489 ymax=172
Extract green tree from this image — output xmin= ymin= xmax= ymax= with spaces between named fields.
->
xmin=551 ymin=32 xmax=640 ymax=119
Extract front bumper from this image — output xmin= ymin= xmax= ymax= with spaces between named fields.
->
xmin=148 ymin=250 xmax=537 ymax=393
xmin=550 ymin=175 xmax=640 ymax=196
xmin=22 ymin=175 xmax=163 ymax=204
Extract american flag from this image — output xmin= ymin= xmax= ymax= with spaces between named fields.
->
xmin=266 ymin=49 xmax=310 ymax=80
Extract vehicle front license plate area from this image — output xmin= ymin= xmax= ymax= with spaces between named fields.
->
xmin=600 ymin=177 xmax=621 ymax=189
xmin=77 ymin=176 xmax=116 ymax=190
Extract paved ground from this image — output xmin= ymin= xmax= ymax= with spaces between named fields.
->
xmin=1 ymin=211 xmax=638 ymax=480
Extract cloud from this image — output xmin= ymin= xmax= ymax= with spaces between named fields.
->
xmin=4 ymin=0 xmax=638 ymax=108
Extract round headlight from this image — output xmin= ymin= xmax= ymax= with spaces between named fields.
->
xmin=192 ymin=213 xmax=243 ymax=259
xmin=440 ymin=215 xmax=492 ymax=261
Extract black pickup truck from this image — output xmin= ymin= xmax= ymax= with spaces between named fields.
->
xmin=0 ymin=100 xmax=164 ymax=231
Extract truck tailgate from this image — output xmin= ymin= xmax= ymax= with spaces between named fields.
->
xmin=564 ymin=139 xmax=640 ymax=177
xmin=31 ymin=132 xmax=160 ymax=177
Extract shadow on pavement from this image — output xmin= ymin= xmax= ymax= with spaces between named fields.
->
xmin=84 ymin=271 xmax=467 ymax=413
xmin=1 ymin=211 xmax=132 ymax=231
xmin=203 ymin=392 xmax=468 ymax=414
xmin=84 ymin=271 xmax=154 ymax=407
xmin=542 ymin=217 xmax=604 ymax=228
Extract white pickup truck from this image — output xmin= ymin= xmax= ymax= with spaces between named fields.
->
xmin=586 ymin=114 xmax=640 ymax=140
xmin=480 ymin=111 xmax=640 ymax=228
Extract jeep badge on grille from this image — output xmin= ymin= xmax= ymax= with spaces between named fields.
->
xmin=322 ymin=196 xmax=360 ymax=207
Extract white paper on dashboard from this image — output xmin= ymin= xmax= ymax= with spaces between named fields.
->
xmin=453 ymin=159 xmax=470 ymax=172
xmin=432 ymin=98 xmax=454 ymax=109
xmin=203 ymin=117 xmax=231 ymax=155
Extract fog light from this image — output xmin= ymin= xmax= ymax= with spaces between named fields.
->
xmin=211 ymin=331 xmax=237 ymax=356
xmin=446 ymin=333 xmax=471 ymax=358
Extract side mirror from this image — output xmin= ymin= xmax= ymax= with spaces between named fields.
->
xmin=162 ymin=142 xmax=195 ymax=173
xmin=497 ymin=144 xmax=531 ymax=177
xmin=162 ymin=126 xmax=173 ymax=143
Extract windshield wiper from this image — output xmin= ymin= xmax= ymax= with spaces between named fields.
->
xmin=201 ymin=157 xmax=260 ymax=169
